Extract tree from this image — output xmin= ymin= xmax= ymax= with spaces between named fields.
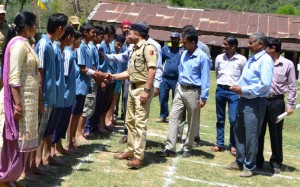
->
xmin=275 ymin=4 xmax=299 ymax=15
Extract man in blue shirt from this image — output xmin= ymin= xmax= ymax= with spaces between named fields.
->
xmin=156 ymin=32 xmax=182 ymax=123
xmin=225 ymin=32 xmax=274 ymax=177
xmin=157 ymin=31 xmax=210 ymax=158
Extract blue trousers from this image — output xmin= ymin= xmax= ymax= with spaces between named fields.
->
xmin=159 ymin=77 xmax=178 ymax=119
xmin=215 ymin=86 xmax=239 ymax=148
xmin=235 ymin=97 xmax=266 ymax=170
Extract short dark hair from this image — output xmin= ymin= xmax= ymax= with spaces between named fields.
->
xmin=183 ymin=31 xmax=198 ymax=44
xmin=104 ymin=25 xmax=116 ymax=35
xmin=224 ymin=35 xmax=238 ymax=47
xmin=94 ymin=26 xmax=104 ymax=35
xmin=115 ymin=34 xmax=125 ymax=43
xmin=60 ymin=25 xmax=75 ymax=41
xmin=182 ymin=25 xmax=198 ymax=36
xmin=79 ymin=23 xmax=94 ymax=36
xmin=74 ymin=30 xmax=83 ymax=40
xmin=47 ymin=13 xmax=68 ymax=34
xmin=267 ymin=37 xmax=281 ymax=53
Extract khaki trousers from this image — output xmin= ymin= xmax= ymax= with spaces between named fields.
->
xmin=165 ymin=85 xmax=200 ymax=152
xmin=124 ymin=86 xmax=153 ymax=160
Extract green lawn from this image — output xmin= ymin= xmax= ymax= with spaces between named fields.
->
xmin=22 ymin=71 xmax=300 ymax=187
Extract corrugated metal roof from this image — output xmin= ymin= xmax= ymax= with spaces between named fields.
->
xmin=88 ymin=1 xmax=300 ymax=52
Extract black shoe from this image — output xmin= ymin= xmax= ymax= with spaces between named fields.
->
xmin=156 ymin=149 xmax=176 ymax=157
xmin=193 ymin=136 xmax=201 ymax=147
xmin=182 ymin=151 xmax=191 ymax=158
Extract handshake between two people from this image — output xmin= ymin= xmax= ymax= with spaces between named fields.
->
xmin=93 ymin=71 xmax=116 ymax=84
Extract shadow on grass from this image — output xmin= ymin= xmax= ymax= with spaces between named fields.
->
xmin=20 ymin=142 xmax=108 ymax=187
xmin=146 ymin=139 xmax=165 ymax=149
xmin=255 ymin=161 xmax=299 ymax=177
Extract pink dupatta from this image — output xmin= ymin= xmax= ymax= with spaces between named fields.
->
xmin=3 ymin=36 xmax=26 ymax=141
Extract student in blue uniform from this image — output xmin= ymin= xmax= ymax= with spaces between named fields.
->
xmin=66 ymin=23 xmax=108 ymax=152
xmin=34 ymin=13 xmax=68 ymax=174
xmin=52 ymin=25 xmax=77 ymax=155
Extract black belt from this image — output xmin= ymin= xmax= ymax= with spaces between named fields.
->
xmin=180 ymin=84 xmax=200 ymax=90
xmin=266 ymin=94 xmax=284 ymax=100
xmin=217 ymin=84 xmax=231 ymax=90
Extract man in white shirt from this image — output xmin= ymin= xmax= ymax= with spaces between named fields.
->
xmin=212 ymin=36 xmax=247 ymax=155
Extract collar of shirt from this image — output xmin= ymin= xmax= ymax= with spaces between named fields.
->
xmin=223 ymin=52 xmax=239 ymax=61
xmin=251 ymin=50 xmax=266 ymax=62
xmin=81 ymin=40 xmax=91 ymax=51
xmin=274 ymin=56 xmax=284 ymax=66
xmin=135 ymin=39 xmax=146 ymax=50
xmin=167 ymin=42 xmax=182 ymax=48
xmin=42 ymin=34 xmax=53 ymax=46
xmin=186 ymin=47 xmax=200 ymax=58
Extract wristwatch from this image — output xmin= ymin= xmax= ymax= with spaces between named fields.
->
xmin=144 ymin=87 xmax=151 ymax=93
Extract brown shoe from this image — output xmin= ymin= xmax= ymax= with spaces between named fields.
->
xmin=119 ymin=135 xmax=128 ymax=144
xmin=127 ymin=157 xmax=143 ymax=169
xmin=114 ymin=152 xmax=133 ymax=160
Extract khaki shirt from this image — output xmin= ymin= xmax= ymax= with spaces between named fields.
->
xmin=127 ymin=39 xmax=158 ymax=83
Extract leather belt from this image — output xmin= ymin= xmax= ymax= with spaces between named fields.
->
xmin=217 ymin=84 xmax=231 ymax=90
xmin=180 ymin=84 xmax=200 ymax=90
xmin=131 ymin=82 xmax=146 ymax=89
xmin=266 ymin=94 xmax=284 ymax=100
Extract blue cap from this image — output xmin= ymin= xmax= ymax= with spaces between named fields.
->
xmin=170 ymin=32 xmax=180 ymax=38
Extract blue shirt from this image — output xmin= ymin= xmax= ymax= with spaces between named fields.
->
xmin=178 ymin=47 xmax=210 ymax=101
xmin=110 ymin=40 xmax=126 ymax=74
xmin=88 ymin=42 xmax=100 ymax=70
xmin=98 ymin=41 xmax=112 ymax=72
xmin=76 ymin=41 xmax=93 ymax=95
xmin=35 ymin=34 xmax=56 ymax=106
xmin=63 ymin=46 xmax=76 ymax=107
xmin=237 ymin=50 xmax=274 ymax=99
xmin=53 ymin=41 xmax=65 ymax=107
xmin=162 ymin=43 xmax=183 ymax=79
xmin=107 ymin=41 xmax=118 ymax=74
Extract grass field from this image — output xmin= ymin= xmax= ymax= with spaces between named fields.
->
xmin=22 ymin=71 xmax=300 ymax=187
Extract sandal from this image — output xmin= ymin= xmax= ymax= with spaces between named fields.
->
xmin=211 ymin=146 xmax=224 ymax=152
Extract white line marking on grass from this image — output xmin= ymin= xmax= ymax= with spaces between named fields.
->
xmin=179 ymin=158 xmax=223 ymax=167
xmin=175 ymin=176 xmax=239 ymax=187
xmin=72 ymin=141 xmax=110 ymax=171
xmin=163 ymin=157 xmax=179 ymax=187
xmin=180 ymin=158 xmax=300 ymax=181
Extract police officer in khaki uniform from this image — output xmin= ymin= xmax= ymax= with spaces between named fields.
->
xmin=68 ymin=16 xmax=80 ymax=30
xmin=112 ymin=21 xmax=157 ymax=169
xmin=0 ymin=4 xmax=9 ymax=84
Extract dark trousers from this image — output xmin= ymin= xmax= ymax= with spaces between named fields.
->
xmin=257 ymin=98 xmax=285 ymax=168
xmin=235 ymin=97 xmax=266 ymax=170
xmin=159 ymin=77 xmax=177 ymax=119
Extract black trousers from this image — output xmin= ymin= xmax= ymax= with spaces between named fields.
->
xmin=257 ymin=98 xmax=285 ymax=168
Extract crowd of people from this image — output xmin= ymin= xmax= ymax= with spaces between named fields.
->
xmin=0 ymin=4 xmax=297 ymax=186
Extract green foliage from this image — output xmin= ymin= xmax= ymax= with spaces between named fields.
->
xmin=275 ymin=4 xmax=299 ymax=15
xmin=167 ymin=0 xmax=300 ymax=15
